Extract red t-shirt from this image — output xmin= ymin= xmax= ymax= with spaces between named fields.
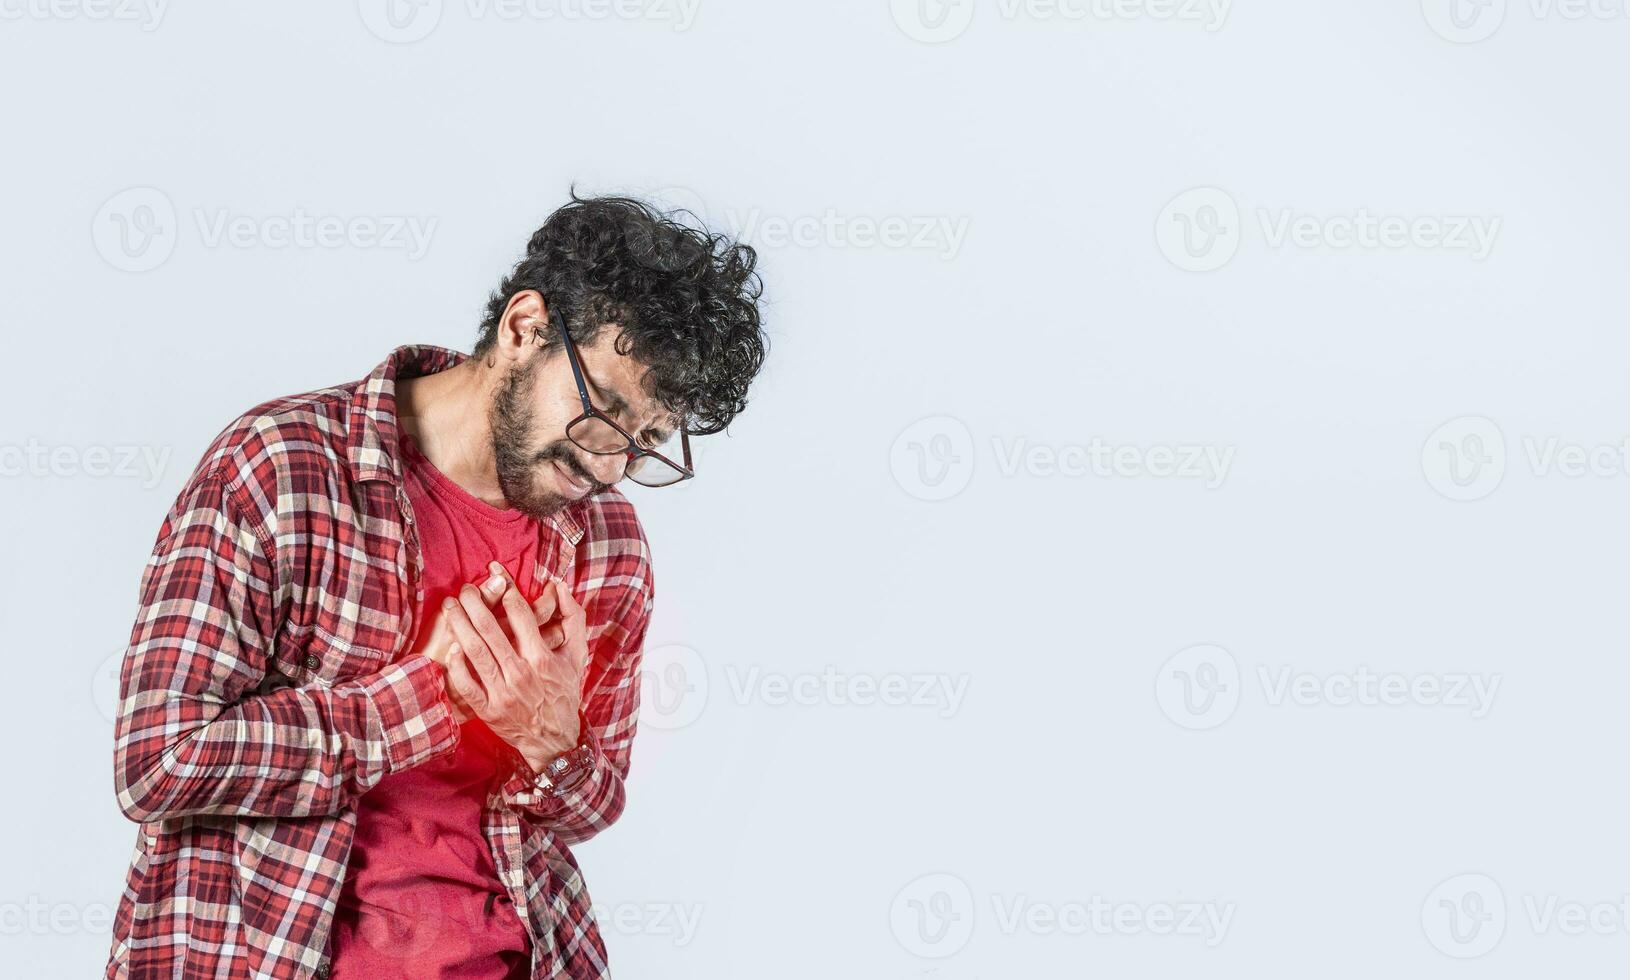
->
xmin=328 ymin=432 xmax=544 ymax=979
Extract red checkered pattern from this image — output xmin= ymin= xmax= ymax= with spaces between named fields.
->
xmin=105 ymin=345 xmax=654 ymax=979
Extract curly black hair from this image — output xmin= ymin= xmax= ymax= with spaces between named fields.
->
xmin=474 ymin=190 xmax=768 ymax=437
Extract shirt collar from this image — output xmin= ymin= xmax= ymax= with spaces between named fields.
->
xmin=346 ymin=343 xmax=587 ymax=545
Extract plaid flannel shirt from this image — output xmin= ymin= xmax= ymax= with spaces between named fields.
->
xmin=105 ymin=344 xmax=655 ymax=980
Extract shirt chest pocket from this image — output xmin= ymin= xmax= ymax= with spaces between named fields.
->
xmin=275 ymin=568 xmax=416 ymax=686
xmin=272 ymin=621 xmax=394 ymax=687
xmin=262 ymin=478 xmax=422 ymax=687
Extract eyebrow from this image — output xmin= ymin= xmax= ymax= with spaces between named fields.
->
xmin=584 ymin=369 xmax=670 ymax=443
xmin=585 ymin=371 xmax=633 ymax=419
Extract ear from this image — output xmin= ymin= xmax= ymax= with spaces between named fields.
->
xmin=492 ymin=290 xmax=552 ymax=364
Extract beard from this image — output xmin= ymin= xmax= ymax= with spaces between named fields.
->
xmin=489 ymin=355 xmax=604 ymax=521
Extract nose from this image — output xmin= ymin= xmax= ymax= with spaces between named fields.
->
xmin=581 ymin=450 xmax=629 ymax=486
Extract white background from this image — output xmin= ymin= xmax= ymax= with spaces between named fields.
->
xmin=2 ymin=0 xmax=1628 ymax=976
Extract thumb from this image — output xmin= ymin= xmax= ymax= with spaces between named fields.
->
xmin=480 ymin=562 xmax=512 ymax=605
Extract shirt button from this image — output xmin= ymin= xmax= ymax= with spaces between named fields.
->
xmin=304 ymin=654 xmax=321 ymax=670
xmin=315 ymin=964 xmax=331 ymax=979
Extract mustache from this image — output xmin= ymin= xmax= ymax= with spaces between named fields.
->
xmin=537 ymin=444 xmax=601 ymax=490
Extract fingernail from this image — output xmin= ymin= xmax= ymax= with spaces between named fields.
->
xmin=442 ymin=598 xmax=455 ymax=610
xmin=485 ymin=574 xmax=506 ymax=594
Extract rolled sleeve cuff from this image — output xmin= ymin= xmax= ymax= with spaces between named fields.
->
xmin=368 ymin=653 xmax=459 ymax=773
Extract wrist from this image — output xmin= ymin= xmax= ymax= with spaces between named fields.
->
xmin=514 ymin=722 xmax=594 ymax=795
xmin=516 ymin=737 xmax=566 ymax=774
xmin=517 ymin=720 xmax=580 ymax=768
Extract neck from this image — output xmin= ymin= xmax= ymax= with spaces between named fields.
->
xmin=395 ymin=359 xmax=509 ymax=508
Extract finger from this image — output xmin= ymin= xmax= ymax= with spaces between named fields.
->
xmin=531 ymin=577 xmax=561 ymax=625
xmin=418 ymin=610 xmax=453 ymax=667
xmin=540 ymin=621 xmax=566 ymax=650
xmin=458 ymin=583 xmax=519 ymax=683
xmin=443 ymin=595 xmax=504 ymax=693
xmin=499 ymin=586 xmax=544 ymax=663
xmin=444 ymin=644 xmax=488 ymax=713
xmin=554 ymin=580 xmax=585 ymax=633
xmin=555 ymin=583 xmax=590 ymax=670
xmin=440 ymin=649 xmax=473 ymax=721
xmin=446 ymin=687 xmax=472 ymax=723
xmin=477 ymin=564 xmax=510 ymax=606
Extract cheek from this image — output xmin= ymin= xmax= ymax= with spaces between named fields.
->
xmin=529 ymin=386 xmax=581 ymax=436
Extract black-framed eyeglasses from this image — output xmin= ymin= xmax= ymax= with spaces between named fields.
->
xmin=534 ymin=308 xmax=694 ymax=488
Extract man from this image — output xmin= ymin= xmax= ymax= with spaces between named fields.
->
xmin=105 ymin=194 xmax=768 ymax=979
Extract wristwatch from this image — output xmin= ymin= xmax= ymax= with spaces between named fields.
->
xmin=537 ymin=740 xmax=595 ymax=797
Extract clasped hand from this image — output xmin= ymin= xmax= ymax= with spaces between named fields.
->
xmin=411 ymin=561 xmax=590 ymax=770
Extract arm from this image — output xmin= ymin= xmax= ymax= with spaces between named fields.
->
xmin=496 ymin=581 xmax=653 ymax=846
xmin=112 ymin=468 xmax=460 ymax=824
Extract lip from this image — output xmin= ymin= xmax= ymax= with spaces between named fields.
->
xmin=552 ymin=459 xmax=592 ymax=498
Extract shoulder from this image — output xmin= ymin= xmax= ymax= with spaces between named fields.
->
xmin=184 ymin=381 xmax=362 ymax=530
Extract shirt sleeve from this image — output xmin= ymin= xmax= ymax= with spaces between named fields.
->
xmin=496 ymin=577 xmax=653 ymax=845
xmin=113 ymin=466 xmax=459 ymax=824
